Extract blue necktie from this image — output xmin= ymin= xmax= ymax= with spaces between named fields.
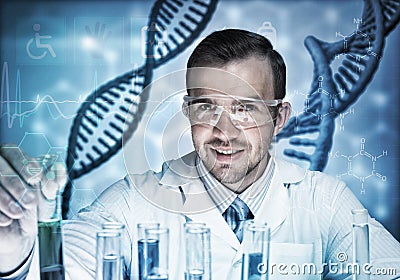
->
xmin=223 ymin=197 xmax=254 ymax=242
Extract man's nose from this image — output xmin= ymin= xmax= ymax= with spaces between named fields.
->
xmin=212 ymin=110 xmax=241 ymax=139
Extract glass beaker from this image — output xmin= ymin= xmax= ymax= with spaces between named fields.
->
xmin=241 ymin=220 xmax=269 ymax=280
xmin=102 ymin=222 xmax=125 ymax=279
xmin=144 ymin=227 xmax=170 ymax=280
xmin=184 ymin=223 xmax=211 ymax=280
xmin=96 ymin=231 xmax=122 ymax=280
xmin=137 ymin=223 xmax=161 ymax=280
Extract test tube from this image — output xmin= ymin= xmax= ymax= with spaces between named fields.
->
xmin=38 ymin=218 xmax=65 ymax=280
xmin=36 ymin=154 xmax=65 ymax=280
xmin=137 ymin=223 xmax=161 ymax=280
xmin=144 ymin=227 xmax=170 ymax=280
xmin=241 ymin=221 xmax=269 ymax=280
xmin=184 ymin=223 xmax=211 ymax=280
xmin=103 ymin=221 xmax=125 ymax=232
xmin=352 ymin=209 xmax=370 ymax=280
xmin=96 ymin=231 xmax=122 ymax=280
xmin=102 ymin=222 xmax=125 ymax=280
xmin=184 ymin=221 xmax=207 ymax=230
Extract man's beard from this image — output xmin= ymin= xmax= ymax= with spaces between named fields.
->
xmin=197 ymin=138 xmax=265 ymax=186
xmin=208 ymin=155 xmax=261 ymax=186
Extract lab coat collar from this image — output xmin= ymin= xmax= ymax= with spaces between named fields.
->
xmin=159 ymin=152 xmax=200 ymax=187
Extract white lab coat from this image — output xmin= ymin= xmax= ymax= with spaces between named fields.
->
xmin=21 ymin=152 xmax=400 ymax=280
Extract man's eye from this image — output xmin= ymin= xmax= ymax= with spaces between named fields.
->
xmin=198 ymin=103 xmax=214 ymax=111
xmin=237 ymin=104 xmax=255 ymax=112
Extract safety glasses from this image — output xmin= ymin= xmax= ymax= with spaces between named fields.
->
xmin=182 ymin=94 xmax=282 ymax=129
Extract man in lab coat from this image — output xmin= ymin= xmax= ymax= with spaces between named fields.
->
xmin=0 ymin=29 xmax=399 ymax=280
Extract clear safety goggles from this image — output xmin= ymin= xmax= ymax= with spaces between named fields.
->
xmin=182 ymin=94 xmax=282 ymax=129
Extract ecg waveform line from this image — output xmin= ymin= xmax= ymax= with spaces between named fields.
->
xmin=1 ymin=62 xmax=98 ymax=128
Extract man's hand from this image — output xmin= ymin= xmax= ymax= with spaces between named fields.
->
xmin=0 ymin=144 xmax=66 ymax=274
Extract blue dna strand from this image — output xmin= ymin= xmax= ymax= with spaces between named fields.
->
xmin=275 ymin=0 xmax=400 ymax=171
xmin=62 ymin=0 xmax=218 ymax=218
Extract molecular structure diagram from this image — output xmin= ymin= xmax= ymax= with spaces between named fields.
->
xmin=337 ymin=107 xmax=354 ymax=132
xmin=330 ymin=138 xmax=387 ymax=194
xmin=335 ymin=18 xmax=381 ymax=73
xmin=303 ymin=76 xmax=356 ymax=131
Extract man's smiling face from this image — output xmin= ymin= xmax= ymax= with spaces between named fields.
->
xmin=188 ymin=56 xmax=286 ymax=192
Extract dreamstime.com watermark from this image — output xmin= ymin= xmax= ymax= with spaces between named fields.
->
xmin=256 ymin=252 xmax=397 ymax=276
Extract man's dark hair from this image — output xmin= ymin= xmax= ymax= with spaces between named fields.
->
xmin=187 ymin=29 xmax=286 ymax=99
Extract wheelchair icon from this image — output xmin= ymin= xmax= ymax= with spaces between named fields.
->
xmin=26 ymin=23 xmax=57 ymax=60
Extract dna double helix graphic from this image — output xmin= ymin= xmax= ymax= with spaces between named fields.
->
xmin=62 ymin=0 xmax=218 ymax=218
xmin=275 ymin=0 xmax=400 ymax=171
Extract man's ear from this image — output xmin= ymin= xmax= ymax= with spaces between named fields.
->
xmin=274 ymin=102 xmax=291 ymax=135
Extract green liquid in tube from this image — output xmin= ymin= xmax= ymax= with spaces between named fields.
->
xmin=38 ymin=219 xmax=65 ymax=280
xmin=36 ymin=154 xmax=65 ymax=280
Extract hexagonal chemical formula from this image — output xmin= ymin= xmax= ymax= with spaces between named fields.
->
xmin=331 ymin=138 xmax=387 ymax=194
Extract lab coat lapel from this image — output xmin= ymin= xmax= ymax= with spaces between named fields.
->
xmin=181 ymin=181 xmax=241 ymax=251
xmin=159 ymin=152 xmax=241 ymax=251
xmin=255 ymin=172 xmax=290 ymax=233
xmin=232 ymin=157 xmax=308 ymax=264
xmin=230 ymin=164 xmax=291 ymax=264
xmin=256 ymin=157 xmax=308 ymax=232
